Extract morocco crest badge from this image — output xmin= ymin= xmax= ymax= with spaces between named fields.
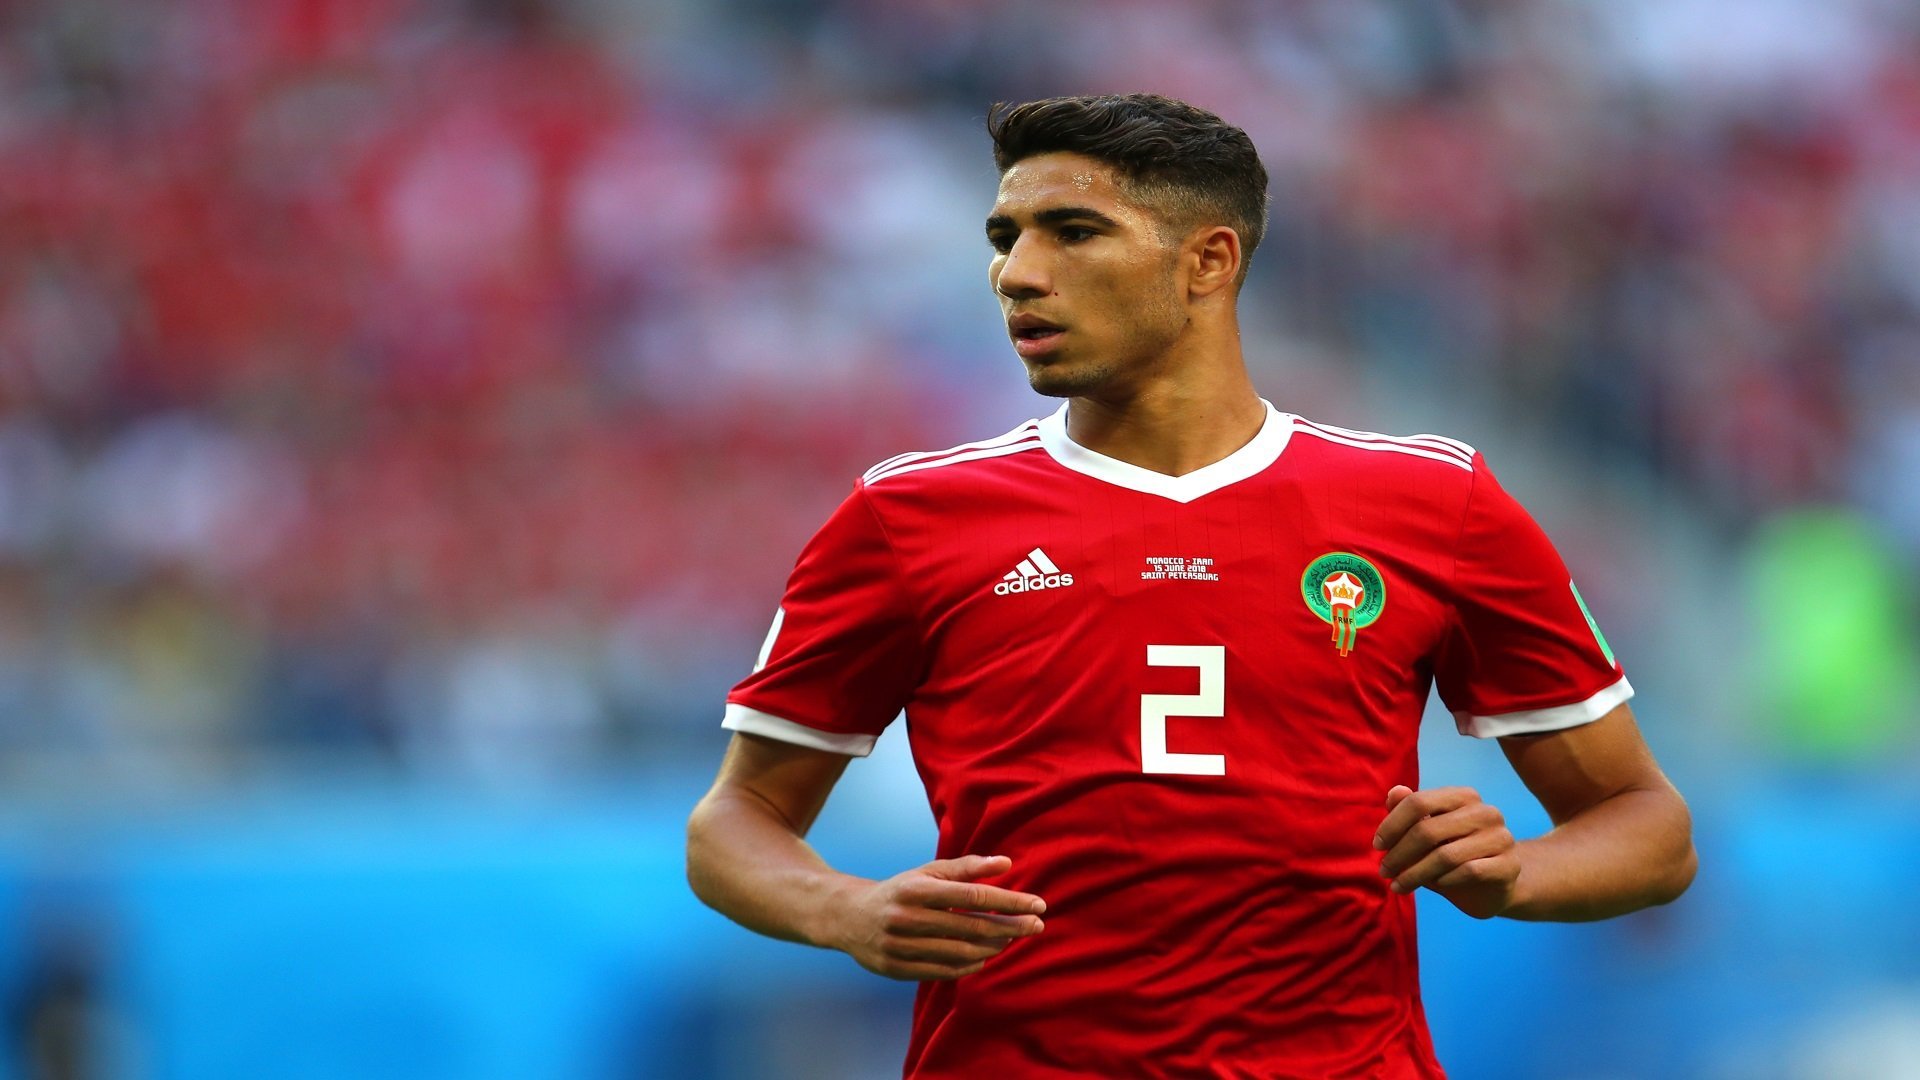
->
xmin=1301 ymin=552 xmax=1386 ymax=657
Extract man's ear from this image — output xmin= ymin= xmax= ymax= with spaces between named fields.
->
xmin=1186 ymin=225 xmax=1242 ymax=298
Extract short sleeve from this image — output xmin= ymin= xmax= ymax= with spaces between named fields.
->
xmin=1434 ymin=455 xmax=1633 ymax=738
xmin=722 ymin=484 xmax=923 ymax=756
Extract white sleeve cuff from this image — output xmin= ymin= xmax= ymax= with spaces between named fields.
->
xmin=1453 ymin=673 xmax=1634 ymax=739
xmin=722 ymin=703 xmax=878 ymax=757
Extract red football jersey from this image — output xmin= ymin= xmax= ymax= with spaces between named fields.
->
xmin=724 ymin=401 xmax=1630 ymax=1080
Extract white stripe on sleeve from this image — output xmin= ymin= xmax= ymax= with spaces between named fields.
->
xmin=722 ymin=704 xmax=878 ymax=757
xmin=1453 ymin=674 xmax=1634 ymax=739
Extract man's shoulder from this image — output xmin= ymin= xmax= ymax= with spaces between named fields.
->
xmin=857 ymin=418 xmax=1051 ymax=494
xmin=1282 ymin=413 xmax=1482 ymax=485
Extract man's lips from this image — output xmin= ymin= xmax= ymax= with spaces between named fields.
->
xmin=1011 ymin=325 xmax=1066 ymax=357
xmin=1008 ymin=313 xmax=1066 ymax=356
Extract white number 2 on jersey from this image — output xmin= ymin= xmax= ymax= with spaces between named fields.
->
xmin=1142 ymin=645 xmax=1226 ymax=775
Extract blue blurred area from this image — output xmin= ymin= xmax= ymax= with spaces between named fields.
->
xmin=0 ymin=770 xmax=930 ymax=1080
xmin=104 ymin=790 xmax=696 ymax=1079
xmin=0 ymin=0 xmax=1917 ymax=1076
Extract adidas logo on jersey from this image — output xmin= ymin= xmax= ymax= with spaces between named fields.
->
xmin=994 ymin=547 xmax=1075 ymax=595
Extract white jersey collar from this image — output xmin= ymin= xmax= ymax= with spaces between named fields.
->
xmin=1037 ymin=399 xmax=1292 ymax=504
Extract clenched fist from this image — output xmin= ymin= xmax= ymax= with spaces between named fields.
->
xmin=1373 ymin=785 xmax=1520 ymax=919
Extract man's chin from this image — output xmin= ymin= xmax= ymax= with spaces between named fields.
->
xmin=1023 ymin=357 xmax=1114 ymax=399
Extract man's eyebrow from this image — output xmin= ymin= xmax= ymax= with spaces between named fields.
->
xmin=984 ymin=207 xmax=1122 ymax=234
xmin=1036 ymin=206 xmax=1120 ymax=228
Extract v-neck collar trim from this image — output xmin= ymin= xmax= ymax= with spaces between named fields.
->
xmin=1037 ymin=399 xmax=1293 ymax=503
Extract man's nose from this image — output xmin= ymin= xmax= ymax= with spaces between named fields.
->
xmin=995 ymin=235 xmax=1050 ymax=300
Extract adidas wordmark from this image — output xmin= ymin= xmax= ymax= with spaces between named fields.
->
xmin=995 ymin=547 xmax=1075 ymax=596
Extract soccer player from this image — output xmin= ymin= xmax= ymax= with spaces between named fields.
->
xmin=686 ymin=94 xmax=1696 ymax=1079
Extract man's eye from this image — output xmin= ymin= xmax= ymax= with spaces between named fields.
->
xmin=988 ymin=234 xmax=1013 ymax=254
xmin=1059 ymin=226 xmax=1096 ymax=242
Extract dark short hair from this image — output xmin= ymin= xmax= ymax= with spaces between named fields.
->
xmin=987 ymin=94 xmax=1269 ymax=275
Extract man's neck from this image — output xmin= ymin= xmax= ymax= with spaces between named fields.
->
xmin=1064 ymin=360 xmax=1267 ymax=479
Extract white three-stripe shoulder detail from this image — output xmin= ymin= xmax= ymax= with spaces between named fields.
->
xmin=862 ymin=422 xmax=1041 ymax=483
xmin=865 ymin=438 xmax=1044 ymax=485
xmin=1288 ymin=422 xmax=1475 ymax=471
xmin=1291 ymin=418 xmax=1475 ymax=463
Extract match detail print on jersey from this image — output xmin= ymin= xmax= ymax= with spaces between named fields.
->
xmin=1301 ymin=552 xmax=1387 ymax=657
xmin=1142 ymin=555 xmax=1220 ymax=582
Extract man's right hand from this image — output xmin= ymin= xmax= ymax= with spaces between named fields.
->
xmin=828 ymin=854 xmax=1047 ymax=981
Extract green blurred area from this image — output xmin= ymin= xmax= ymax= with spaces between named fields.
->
xmin=1747 ymin=509 xmax=1920 ymax=761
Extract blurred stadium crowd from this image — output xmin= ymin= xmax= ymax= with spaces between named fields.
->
xmin=1 ymin=0 xmax=1917 ymax=783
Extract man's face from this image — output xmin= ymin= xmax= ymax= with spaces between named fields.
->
xmin=986 ymin=152 xmax=1188 ymax=398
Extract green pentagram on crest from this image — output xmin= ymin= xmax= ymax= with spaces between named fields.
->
xmin=1301 ymin=552 xmax=1387 ymax=657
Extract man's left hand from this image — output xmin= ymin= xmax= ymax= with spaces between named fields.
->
xmin=1373 ymin=785 xmax=1520 ymax=919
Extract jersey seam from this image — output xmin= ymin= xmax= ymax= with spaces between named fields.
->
xmin=852 ymin=480 xmax=935 ymax=682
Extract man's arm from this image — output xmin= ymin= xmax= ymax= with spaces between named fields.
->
xmin=1373 ymin=703 xmax=1696 ymax=921
xmin=686 ymin=732 xmax=1047 ymax=979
